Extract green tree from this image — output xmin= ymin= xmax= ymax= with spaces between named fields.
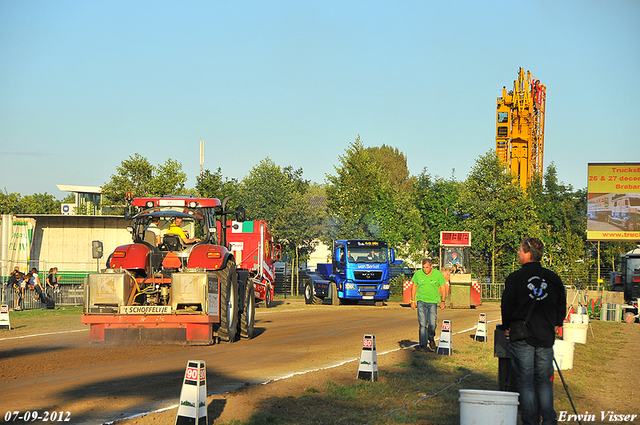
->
xmin=325 ymin=136 xmax=422 ymax=256
xmin=237 ymin=158 xmax=308 ymax=224
xmin=0 ymin=191 xmax=61 ymax=214
xmin=102 ymin=153 xmax=154 ymax=206
xmin=412 ymin=169 xmax=463 ymax=262
xmin=101 ymin=154 xmax=188 ymax=211
xmin=149 ymin=159 xmax=188 ymax=197
xmin=22 ymin=193 xmax=62 ymax=214
xmin=459 ymin=151 xmax=538 ymax=283
xmin=600 ymin=241 xmax=637 ymax=275
xmin=196 ymin=168 xmax=239 ymax=205
xmin=325 ymin=136 xmax=381 ymax=239
xmin=527 ymin=163 xmax=589 ymax=283
xmin=367 ymin=144 xmax=414 ymax=193
xmin=0 ymin=190 xmax=22 ymax=214
xmin=237 ymin=158 xmax=318 ymax=294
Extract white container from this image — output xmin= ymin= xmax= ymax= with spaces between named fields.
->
xmin=553 ymin=339 xmax=575 ymax=370
xmin=459 ymin=389 xmax=519 ymax=425
xmin=553 ymin=353 xmax=564 ymax=370
xmin=570 ymin=313 xmax=589 ymax=325
xmin=563 ymin=322 xmax=588 ymax=344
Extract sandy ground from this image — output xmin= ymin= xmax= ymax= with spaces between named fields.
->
xmin=1 ymin=300 xmax=638 ymax=424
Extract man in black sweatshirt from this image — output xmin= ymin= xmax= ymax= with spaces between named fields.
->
xmin=501 ymin=237 xmax=566 ymax=425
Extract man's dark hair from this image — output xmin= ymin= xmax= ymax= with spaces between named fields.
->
xmin=422 ymin=258 xmax=433 ymax=266
xmin=522 ymin=237 xmax=544 ymax=262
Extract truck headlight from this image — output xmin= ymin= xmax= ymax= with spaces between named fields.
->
xmin=345 ymin=283 xmax=356 ymax=290
xmin=382 ymin=284 xmax=390 ymax=290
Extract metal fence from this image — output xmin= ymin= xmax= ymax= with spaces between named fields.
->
xmin=1 ymin=283 xmax=84 ymax=310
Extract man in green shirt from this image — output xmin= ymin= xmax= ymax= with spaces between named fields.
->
xmin=411 ymin=258 xmax=447 ymax=351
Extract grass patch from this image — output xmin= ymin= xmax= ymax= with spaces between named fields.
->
xmin=219 ymin=320 xmax=628 ymax=425
xmin=1 ymin=306 xmax=83 ymax=336
xmin=219 ymin=337 xmax=501 ymax=425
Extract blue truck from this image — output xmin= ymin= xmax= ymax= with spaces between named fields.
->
xmin=304 ymin=239 xmax=398 ymax=306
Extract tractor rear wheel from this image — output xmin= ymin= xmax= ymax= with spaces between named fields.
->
xmin=216 ymin=262 xmax=239 ymax=342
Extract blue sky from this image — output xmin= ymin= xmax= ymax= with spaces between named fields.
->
xmin=1 ymin=1 xmax=639 ymax=199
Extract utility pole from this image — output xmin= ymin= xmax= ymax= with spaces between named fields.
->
xmin=199 ymin=140 xmax=204 ymax=176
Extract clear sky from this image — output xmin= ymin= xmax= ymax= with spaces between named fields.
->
xmin=1 ymin=1 xmax=639 ymax=200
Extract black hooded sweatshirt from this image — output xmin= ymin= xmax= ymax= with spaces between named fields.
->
xmin=501 ymin=261 xmax=566 ymax=348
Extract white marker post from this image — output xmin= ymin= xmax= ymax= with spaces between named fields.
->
xmin=175 ymin=360 xmax=207 ymax=425
xmin=0 ymin=304 xmax=10 ymax=330
xmin=436 ymin=320 xmax=452 ymax=355
xmin=357 ymin=334 xmax=378 ymax=381
xmin=474 ymin=313 xmax=487 ymax=342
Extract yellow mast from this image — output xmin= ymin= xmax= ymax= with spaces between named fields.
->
xmin=496 ymin=68 xmax=546 ymax=188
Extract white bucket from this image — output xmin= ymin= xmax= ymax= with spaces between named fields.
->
xmin=570 ymin=313 xmax=589 ymax=325
xmin=459 ymin=389 xmax=519 ymax=425
xmin=563 ymin=322 xmax=588 ymax=344
xmin=553 ymin=339 xmax=575 ymax=370
xmin=553 ymin=353 xmax=564 ymax=370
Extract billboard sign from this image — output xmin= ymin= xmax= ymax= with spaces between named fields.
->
xmin=587 ymin=163 xmax=640 ymax=241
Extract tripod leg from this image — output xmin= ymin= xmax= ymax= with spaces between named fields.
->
xmin=553 ymin=357 xmax=582 ymax=425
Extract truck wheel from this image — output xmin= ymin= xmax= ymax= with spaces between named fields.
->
xmin=240 ymin=280 xmax=255 ymax=339
xmin=330 ymin=282 xmax=341 ymax=306
xmin=265 ymin=283 xmax=273 ymax=308
xmin=628 ymin=220 xmax=637 ymax=231
xmin=304 ymin=282 xmax=323 ymax=305
xmin=216 ymin=262 xmax=239 ymax=342
xmin=623 ymin=311 xmax=636 ymax=324
xmin=304 ymin=283 xmax=313 ymax=304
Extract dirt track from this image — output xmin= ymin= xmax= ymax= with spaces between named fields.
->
xmin=0 ymin=300 xmax=500 ymax=424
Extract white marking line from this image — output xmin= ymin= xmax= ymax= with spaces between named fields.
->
xmin=262 ymin=319 xmax=502 ymax=384
xmin=0 ymin=328 xmax=87 ymax=341
xmin=108 ymin=317 xmax=501 ymax=424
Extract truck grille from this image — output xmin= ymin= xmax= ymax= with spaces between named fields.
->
xmin=358 ymin=285 xmax=379 ymax=290
xmin=354 ymin=271 xmax=383 ymax=281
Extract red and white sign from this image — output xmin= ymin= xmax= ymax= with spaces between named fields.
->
xmin=185 ymin=366 xmax=199 ymax=381
xmin=440 ymin=231 xmax=471 ymax=247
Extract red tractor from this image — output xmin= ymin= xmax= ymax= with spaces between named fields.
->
xmin=222 ymin=220 xmax=281 ymax=308
xmin=81 ymin=194 xmax=254 ymax=344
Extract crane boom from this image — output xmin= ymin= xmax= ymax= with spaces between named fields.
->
xmin=496 ymin=68 xmax=546 ymax=188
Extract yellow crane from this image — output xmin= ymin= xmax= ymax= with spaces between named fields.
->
xmin=495 ymin=68 xmax=546 ymax=188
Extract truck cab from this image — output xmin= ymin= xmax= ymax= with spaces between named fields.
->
xmin=607 ymin=194 xmax=640 ymax=231
xmin=305 ymin=240 xmax=397 ymax=306
xmin=610 ymin=245 xmax=640 ymax=302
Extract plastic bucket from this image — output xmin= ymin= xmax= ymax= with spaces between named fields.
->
xmin=459 ymin=389 xmax=519 ymax=425
xmin=553 ymin=339 xmax=575 ymax=370
xmin=553 ymin=353 xmax=564 ymax=370
xmin=563 ymin=322 xmax=588 ymax=344
xmin=570 ymin=313 xmax=589 ymax=325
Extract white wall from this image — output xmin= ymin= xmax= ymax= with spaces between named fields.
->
xmin=6 ymin=215 xmax=132 ymax=273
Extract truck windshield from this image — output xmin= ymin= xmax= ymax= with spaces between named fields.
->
xmin=347 ymin=247 xmax=388 ymax=263
xmin=625 ymin=257 xmax=640 ymax=283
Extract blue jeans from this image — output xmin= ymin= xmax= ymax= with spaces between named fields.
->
xmin=416 ymin=301 xmax=437 ymax=347
xmin=509 ymin=340 xmax=557 ymax=425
